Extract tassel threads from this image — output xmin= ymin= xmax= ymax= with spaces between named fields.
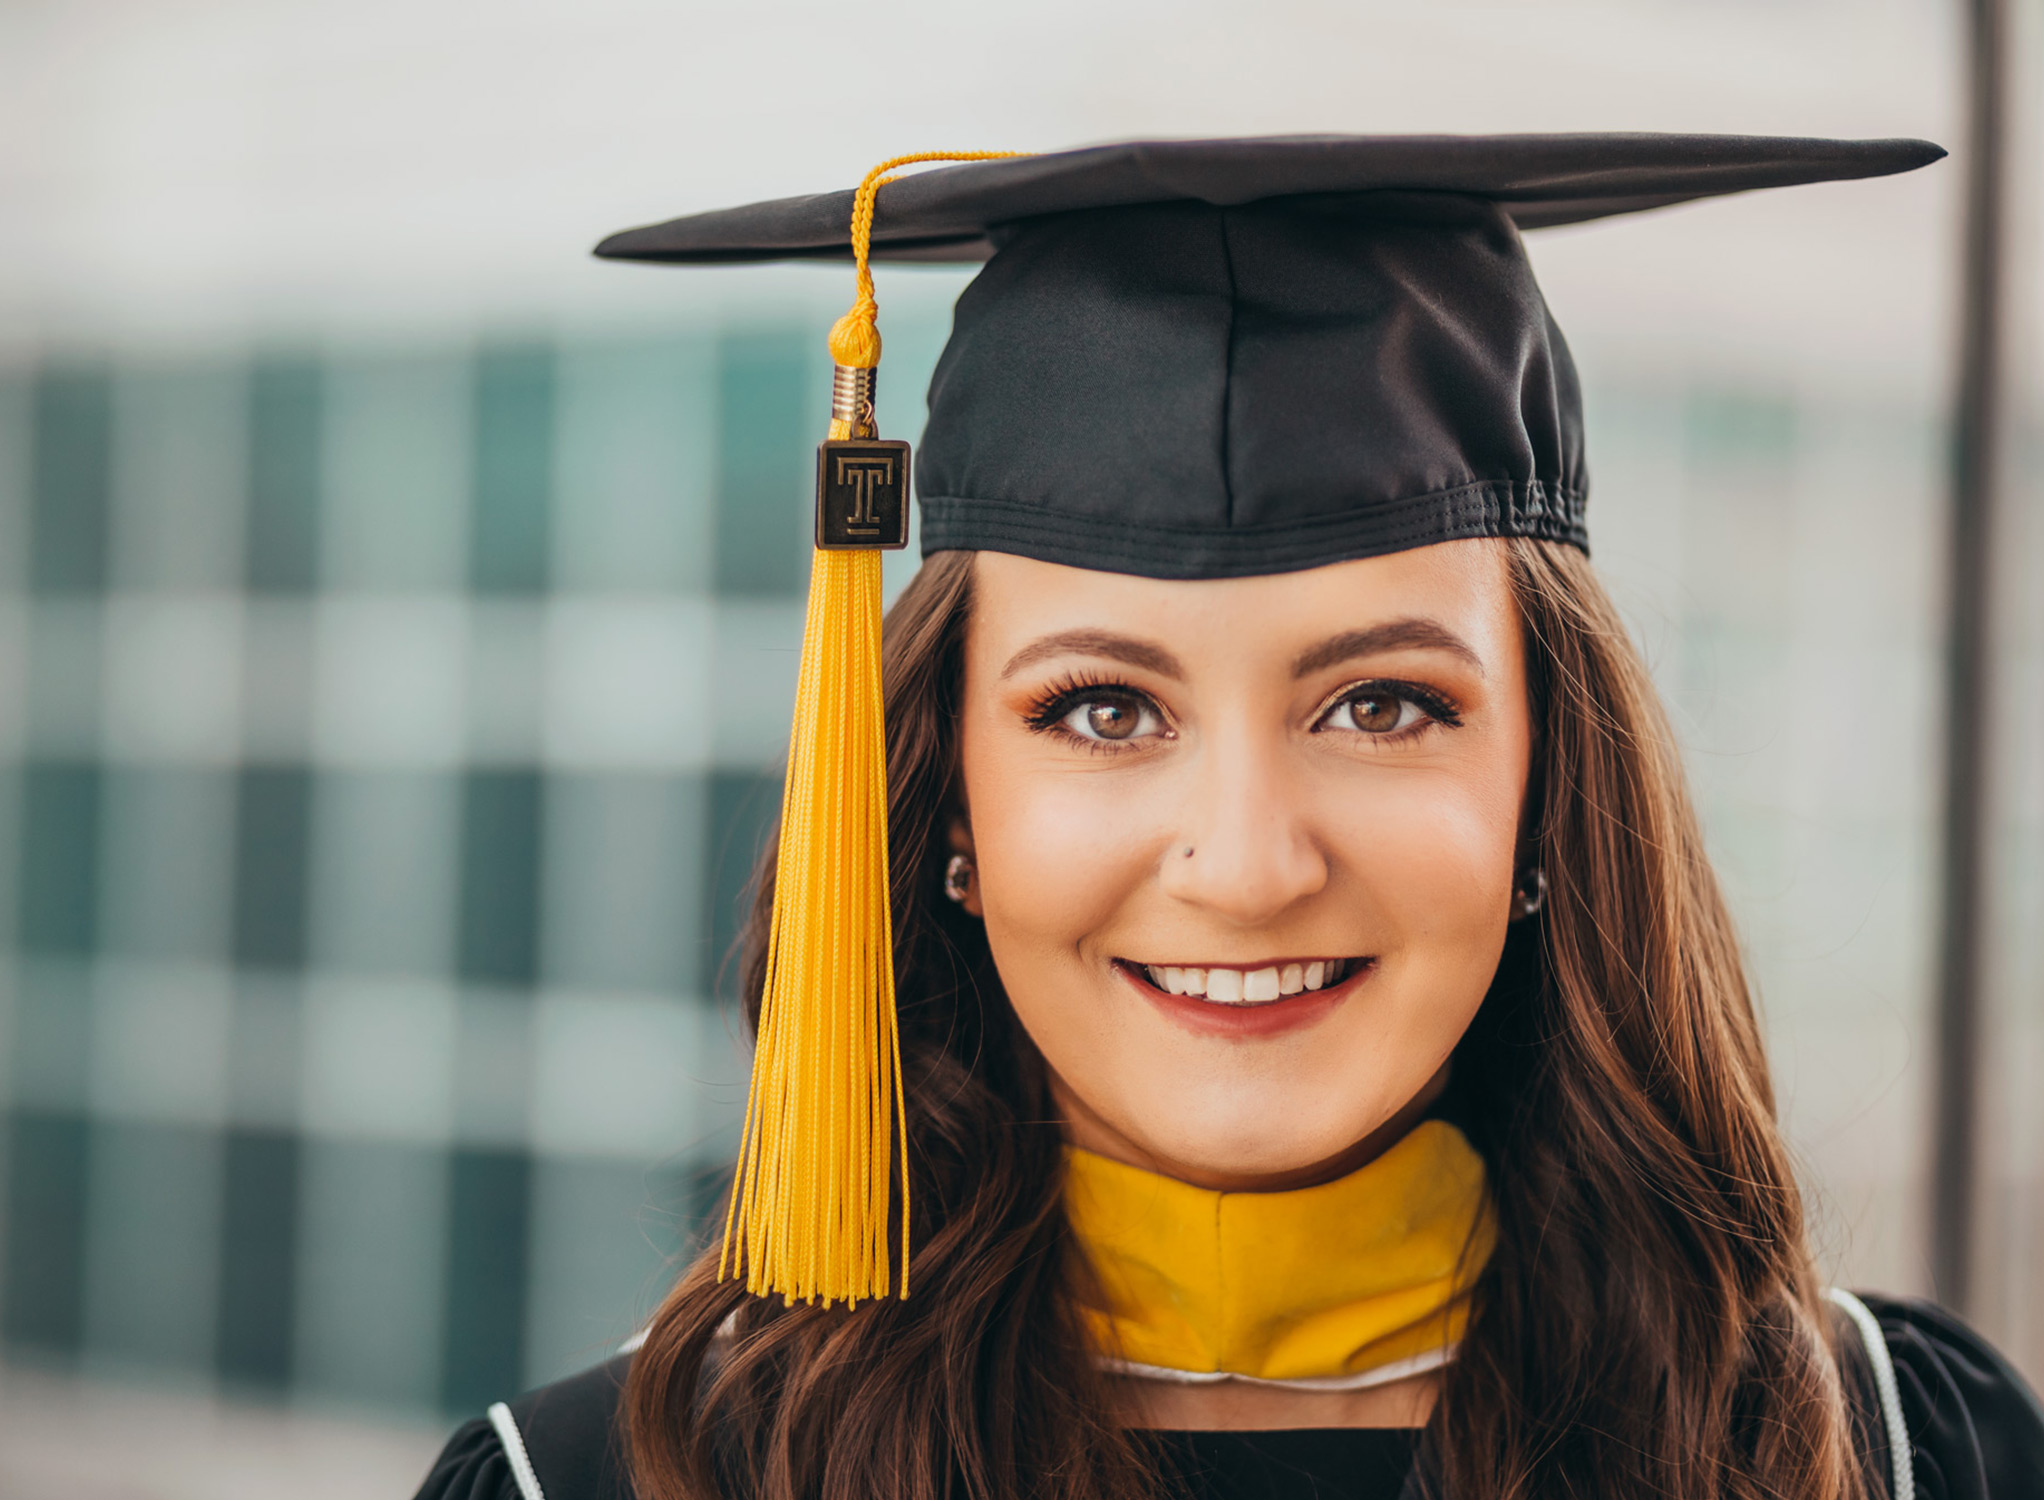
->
xmin=720 ymin=149 xmax=1026 ymax=1308
xmin=721 ymin=544 xmax=903 ymax=1305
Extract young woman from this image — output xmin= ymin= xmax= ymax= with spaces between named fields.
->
xmin=417 ymin=136 xmax=2044 ymax=1500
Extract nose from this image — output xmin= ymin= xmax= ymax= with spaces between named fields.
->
xmin=1156 ymin=730 xmax=1329 ymax=925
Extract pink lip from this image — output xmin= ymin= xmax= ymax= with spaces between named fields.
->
xmin=1115 ymin=959 xmax=1374 ymax=1040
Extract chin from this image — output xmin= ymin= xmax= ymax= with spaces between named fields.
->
xmin=1125 ymin=1098 xmax=1377 ymax=1183
xmin=1177 ymin=1139 xmax=1330 ymax=1180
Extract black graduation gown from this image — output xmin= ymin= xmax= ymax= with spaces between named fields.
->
xmin=412 ymin=1293 xmax=2044 ymax=1500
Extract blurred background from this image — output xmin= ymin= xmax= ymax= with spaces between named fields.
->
xmin=0 ymin=1 xmax=2040 ymax=1495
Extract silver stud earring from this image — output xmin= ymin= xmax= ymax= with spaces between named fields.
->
xmin=1509 ymin=867 xmax=1547 ymax=921
xmin=943 ymin=854 xmax=974 ymax=904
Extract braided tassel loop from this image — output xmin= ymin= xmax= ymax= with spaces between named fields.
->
xmin=721 ymin=150 xmax=1024 ymax=1306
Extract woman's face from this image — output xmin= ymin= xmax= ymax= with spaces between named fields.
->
xmin=955 ymin=540 xmax=1532 ymax=1188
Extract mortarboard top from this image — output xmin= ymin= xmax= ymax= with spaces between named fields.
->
xmin=597 ymin=134 xmax=1943 ymax=579
xmin=595 ymin=133 xmax=1945 ymax=265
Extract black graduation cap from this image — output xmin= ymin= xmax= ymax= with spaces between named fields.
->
xmin=596 ymin=134 xmax=1940 ymax=578
xmin=597 ymin=136 xmax=1946 ymax=1309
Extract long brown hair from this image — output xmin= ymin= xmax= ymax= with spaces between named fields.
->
xmin=627 ymin=540 xmax=1865 ymax=1500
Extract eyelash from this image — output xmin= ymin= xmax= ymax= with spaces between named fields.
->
xmin=1315 ymin=679 xmax=1465 ymax=737
xmin=1022 ymin=672 xmax=1158 ymax=751
xmin=1021 ymin=674 xmax=1463 ymax=749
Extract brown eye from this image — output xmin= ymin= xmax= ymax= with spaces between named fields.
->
xmin=1347 ymin=693 xmax=1403 ymax=733
xmin=1085 ymin=699 xmax=1140 ymax=740
xmin=1320 ymin=688 xmax=1425 ymax=736
xmin=1054 ymin=691 xmax=1163 ymax=744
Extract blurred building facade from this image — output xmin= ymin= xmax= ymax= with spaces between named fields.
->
xmin=0 ymin=1 xmax=2040 ymax=1484
xmin=0 ymin=332 xmax=809 ymax=1413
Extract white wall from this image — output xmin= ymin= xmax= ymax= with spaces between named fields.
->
xmin=0 ymin=0 xmax=1961 ymax=372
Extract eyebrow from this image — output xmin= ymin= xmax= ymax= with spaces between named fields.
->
xmin=1290 ymin=619 xmax=1486 ymax=679
xmin=1000 ymin=630 xmax=1185 ymax=680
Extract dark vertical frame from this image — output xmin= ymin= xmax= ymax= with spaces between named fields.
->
xmin=232 ymin=767 xmax=313 ymax=971
xmin=457 ymin=770 xmax=544 ymax=987
xmin=28 ymin=366 xmax=111 ymax=593
xmin=440 ymin=1147 xmax=533 ymax=1413
xmin=215 ymin=1127 xmax=301 ymax=1388
xmin=16 ymin=762 xmax=101 ymax=957
xmin=0 ymin=1112 xmax=90 ymax=1355
xmin=1930 ymin=0 xmax=2010 ymax=1311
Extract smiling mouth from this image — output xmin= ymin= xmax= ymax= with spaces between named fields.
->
xmin=1124 ymin=957 xmax=1367 ymax=1006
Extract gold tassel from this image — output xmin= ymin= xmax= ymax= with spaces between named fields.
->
xmin=721 ymin=151 xmax=1024 ymax=1306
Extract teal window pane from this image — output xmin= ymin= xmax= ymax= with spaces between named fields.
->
xmin=109 ymin=366 xmax=249 ymax=590
xmin=232 ymin=768 xmax=312 ymax=970
xmin=440 ymin=1147 xmax=532 ymax=1414
xmin=524 ymin=1157 xmax=695 ymax=1387
xmin=226 ymin=975 xmax=303 ymax=1131
xmin=100 ymin=766 xmax=235 ymax=961
xmin=552 ymin=340 xmax=714 ymax=593
xmin=2 ymin=1109 xmax=90 ymax=1355
xmin=17 ymin=762 xmax=101 ymax=956
xmin=0 ymin=374 xmax=29 ymax=592
xmin=471 ymin=347 xmax=554 ymax=594
xmin=309 ymin=771 xmax=459 ymax=977
xmin=322 ymin=355 xmax=470 ymax=590
xmin=295 ymin=1140 xmax=446 ymax=1407
xmin=7 ymin=960 xmax=93 ymax=1110
xmin=543 ymin=774 xmax=704 ymax=994
xmin=30 ymin=366 xmax=111 ymax=593
xmin=453 ymin=991 xmax=533 ymax=1148
xmin=83 ymin=1121 xmax=222 ymax=1374
xmin=24 ymin=602 xmax=102 ymax=752
xmin=458 ymin=771 xmax=543 ymax=986
xmin=214 ymin=1127 xmax=300 ymax=1390
xmin=246 ymin=361 xmax=323 ymax=593
xmin=714 ymin=331 xmax=810 ymax=597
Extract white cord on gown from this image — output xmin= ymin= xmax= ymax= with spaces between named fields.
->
xmin=1826 ymin=1287 xmax=1915 ymax=1500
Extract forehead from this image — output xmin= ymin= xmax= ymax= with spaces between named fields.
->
xmin=966 ymin=541 xmax=1519 ymax=658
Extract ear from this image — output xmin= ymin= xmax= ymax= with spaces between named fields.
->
xmin=945 ymin=809 xmax=983 ymax=918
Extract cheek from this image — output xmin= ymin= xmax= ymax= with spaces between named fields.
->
xmin=962 ymin=752 xmax=1161 ymax=968
xmin=1335 ymin=768 xmax=1521 ymax=952
xmin=1322 ymin=768 xmax=1521 ymax=1085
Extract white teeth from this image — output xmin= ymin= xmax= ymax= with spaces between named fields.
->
xmin=1142 ymin=959 xmax=1353 ymax=1004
